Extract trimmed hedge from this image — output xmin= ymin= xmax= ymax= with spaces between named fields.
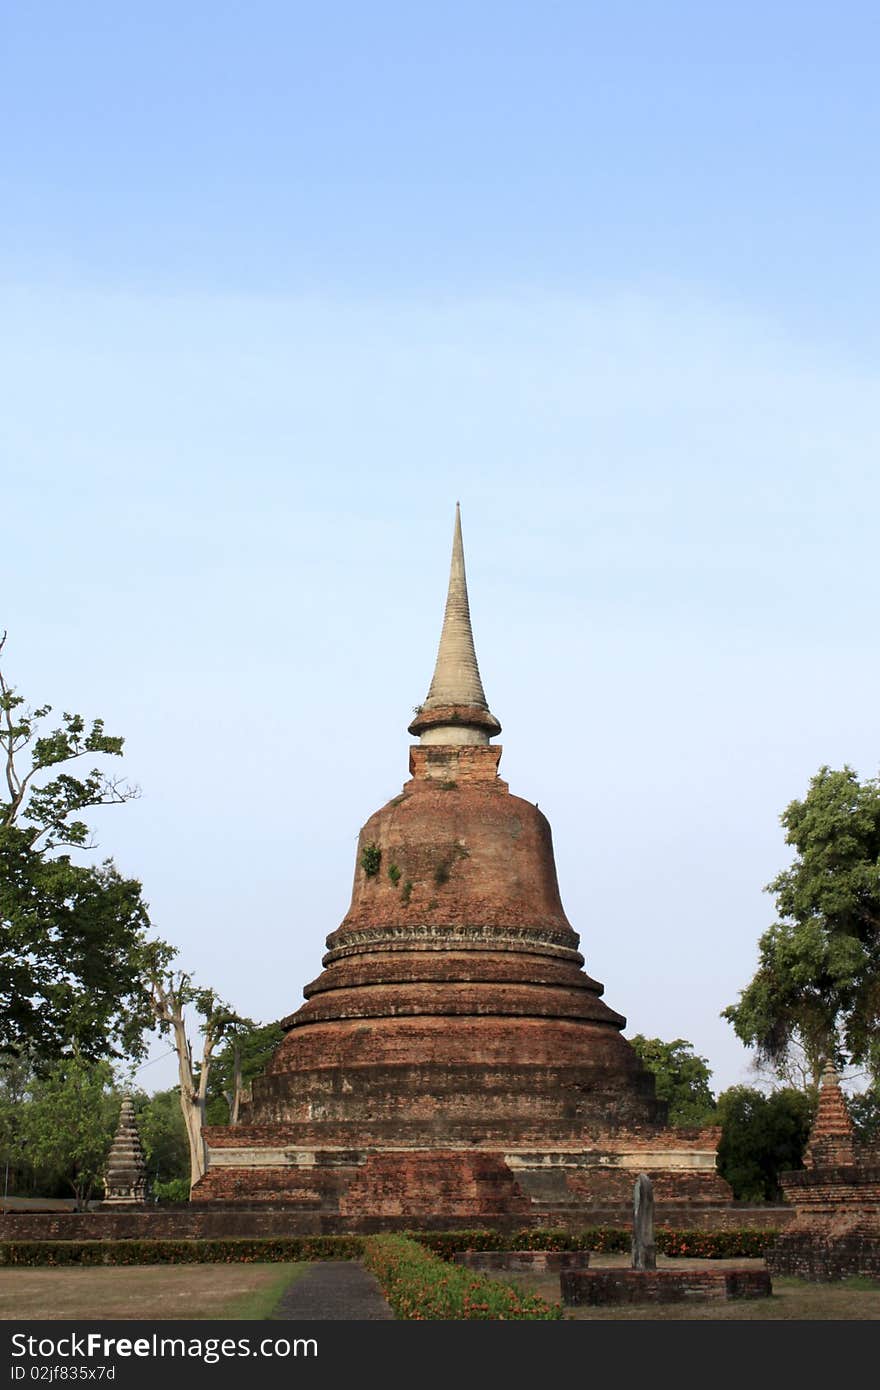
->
xmin=656 ymin=1227 xmax=778 ymax=1259
xmin=410 ymin=1228 xmax=603 ymax=1259
xmin=363 ymin=1234 xmax=563 ymax=1320
xmin=411 ymin=1227 xmax=779 ymax=1261
xmin=0 ymin=1227 xmax=779 ymax=1268
xmin=0 ymin=1236 xmax=365 ymax=1267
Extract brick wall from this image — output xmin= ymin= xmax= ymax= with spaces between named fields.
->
xmin=0 ymin=1202 xmax=792 ymax=1242
xmin=767 ymin=1235 xmax=880 ymax=1281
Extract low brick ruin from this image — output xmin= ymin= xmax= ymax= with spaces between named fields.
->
xmin=766 ymin=1064 xmax=880 ymax=1281
xmin=560 ymin=1268 xmax=772 ymax=1305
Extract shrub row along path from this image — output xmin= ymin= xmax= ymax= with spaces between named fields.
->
xmin=273 ymin=1261 xmax=393 ymax=1321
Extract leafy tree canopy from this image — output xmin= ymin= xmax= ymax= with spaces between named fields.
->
xmin=0 ymin=635 xmax=171 ymax=1061
xmin=629 ymin=1036 xmax=716 ymax=1126
xmin=723 ymin=766 xmax=880 ymax=1082
xmin=15 ymin=1054 xmax=120 ymax=1207
xmin=847 ymin=1086 xmax=880 ymax=1145
xmin=715 ymin=1085 xmax=814 ymax=1203
xmin=132 ymin=1087 xmax=190 ymax=1186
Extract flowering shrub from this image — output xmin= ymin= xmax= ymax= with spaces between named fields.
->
xmin=363 ymin=1235 xmax=563 ymax=1319
xmin=0 ymin=1227 xmax=779 ymax=1269
xmin=655 ymin=1228 xmax=778 ymax=1259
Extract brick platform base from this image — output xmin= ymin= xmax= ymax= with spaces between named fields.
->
xmin=767 ymin=1233 xmax=880 ymax=1281
xmin=560 ymin=1268 xmax=772 ymax=1305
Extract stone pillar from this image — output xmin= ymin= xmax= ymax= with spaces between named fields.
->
xmin=631 ymin=1172 xmax=656 ymax=1270
xmin=103 ymin=1095 xmax=148 ymax=1205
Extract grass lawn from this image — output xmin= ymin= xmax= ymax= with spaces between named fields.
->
xmin=502 ymin=1256 xmax=880 ymax=1320
xmin=0 ymin=1264 xmax=308 ymax=1321
xmin=2 ymin=1258 xmax=878 ymax=1321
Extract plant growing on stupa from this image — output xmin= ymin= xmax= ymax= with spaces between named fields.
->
xmin=360 ymin=843 xmax=381 ymax=876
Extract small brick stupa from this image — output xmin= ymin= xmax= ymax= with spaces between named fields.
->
xmin=103 ymin=1095 xmax=147 ymax=1205
xmin=196 ymin=507 xmax=730 ymax=1228
xmin=768 ymin=1063 xmax=880 ymax=1280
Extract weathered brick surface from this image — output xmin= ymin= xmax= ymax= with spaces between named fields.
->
xmin=766 ymin=1235 xmax=880 ymax=1281
xmin=557 ymin=1166 xmax=732 ymax=1208
xmin=329 ymin=780 xmax=582 ymax=940
xmin=0 ymin=1203 xmax=793 ymax=1241
xmin=406 ymin=742 xmax=504 ymax=782
xmin=239 ymin=1052 xmax=666 ymax=1140
xmin=0 ymin=1210 xmax=328 ymax=1240
xmin=768 ymin=1071 xmax=880 ymax=1279
xmin=302 ymin=952 xmax=603 ymax=995
xmin=560 ymin=1268 xmax=772 ymax=1305
xmin=264 ymin=1019 xmax=648 ymax=1077
xmin=192 ymin=1166 xmax=353 ymax=1206
xmin=778 ymin=1165 xmax=880 ymax=1218
xmin=337 ymin=1152 xmax=530 ymax=1218
xmin=804 ymin=1069 xmax=857 ymax=1169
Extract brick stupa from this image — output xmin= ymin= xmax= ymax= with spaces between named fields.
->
xmin=768 ymin=1063 xmax=880 ymax=1280
xmin=196 ymin=507 xmax=730 ymax=1227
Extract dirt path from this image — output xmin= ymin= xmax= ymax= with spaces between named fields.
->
xmin=272 ymin=1261 xmax=393 ymax=1321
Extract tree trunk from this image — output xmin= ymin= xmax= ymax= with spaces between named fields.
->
xmin=226 ymin=1043 xmax=242 ymax=1125
xmin=171 ymin=1017 xmax=206 ymax=1189
xmin=147 ymin=969 xmax=228 ymax=1192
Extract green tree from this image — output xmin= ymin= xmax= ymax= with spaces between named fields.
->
xmin=723 ymin=766 xmax=880 ymax=1082
xmin=715 ymin=1085 xmax=814 ymax=1202
xmin=847 ymin=1086 xmax=880 ymax=1144
xmin=19 ymin=1055 xmax=120 ymax=1208
xmin=0 ymin=635 xmax=169 ymax=1061
xmin=132 ymin=1088 xmax=190 ymax=1187
xmin=629 ymin=1036 xmax=716 ymax=1125
xmin=145 ymin=961 xmax=250 ymax=1187
xmin=205 ymin=1020 xmax=283 ymax=1126
xmin=0 ymin=1050 xmax=35 ymax=1198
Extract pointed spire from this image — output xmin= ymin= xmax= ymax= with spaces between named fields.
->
xmin=803 ymin=1062 xmax=855 ymax=1169
xmin=424 ymin=503 xmax=488 ymax=710
xmin=408 ymin=505 xmax=501 ymax=746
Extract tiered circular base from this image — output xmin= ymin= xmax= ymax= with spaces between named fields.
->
xmin=242 ymin=769 xmax=666 ymax=1143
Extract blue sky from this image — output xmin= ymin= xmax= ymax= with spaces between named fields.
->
xmin=2 ymin=3 xmax=879 ymax=1096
